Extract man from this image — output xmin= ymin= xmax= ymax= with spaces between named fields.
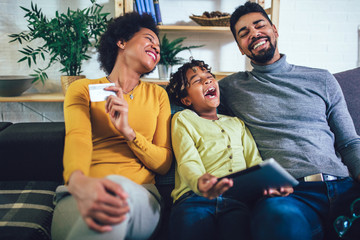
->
xmin=219 ymin=2 xmax=360 ymax=240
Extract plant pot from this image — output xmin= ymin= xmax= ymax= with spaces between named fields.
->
xmin=61 ymin=75 xmax=86 ymax=95
xmin=158 ymin=64 xmax=172 ymax=80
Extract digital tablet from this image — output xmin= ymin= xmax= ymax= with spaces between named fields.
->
xmin=219 ymin=158 xmax=299 ymax=200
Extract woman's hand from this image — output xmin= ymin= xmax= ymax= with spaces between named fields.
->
xmin=68 ymin=171 xmax=130 ymax=232
xmin=198 ymin=173 xmax=233 ymax=199
xmin=263 ymin=186 xmax=294 ymax=197
xmin=105 ymin=86 xmax=135 ymax=141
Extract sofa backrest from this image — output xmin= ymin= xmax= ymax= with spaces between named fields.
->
xmin=334 ymin=67 xmax=360 ymax=135
xmin=0 ymin=122 xmax=65 ymax=182
xmin=0 ymin=68 xmax=357 ymax=183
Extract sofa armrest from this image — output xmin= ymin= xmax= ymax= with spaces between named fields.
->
xmin=0 ymin=122 xmax=12 ymax=132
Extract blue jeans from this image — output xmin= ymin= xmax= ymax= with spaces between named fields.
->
xmin=251 ymin=177 xmax=360 ymax=240
xmin=169 ymin=192 xmax=253 ymax=240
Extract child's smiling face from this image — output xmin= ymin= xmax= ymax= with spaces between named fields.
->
xmin=181 ymin=66 xmax=220 ymax=119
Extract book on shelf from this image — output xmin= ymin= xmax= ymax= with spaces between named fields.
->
xmin=135 ymin=0 xmax=145 ymax=15
xmin=153 ymin=0 xmax=163 ymax=25
xmin=148 ymin=0 xmax=157 ymax=24
xmin=135 ymin=0 xmax=162 ymax=25
xmin=144 ymin=0 xmax=157 ymax=24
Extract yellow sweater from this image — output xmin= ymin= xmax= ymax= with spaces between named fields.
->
xmin=63 ymin=77 xmax=173 ymax=184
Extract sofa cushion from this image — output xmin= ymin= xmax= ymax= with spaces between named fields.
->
xmin=0 ymin=122 xmax=65 ymax=182
xmin=334 ymin=67 xmax=360 ymax=134
xmin=0 ymin=181 xmax=60 ymax=240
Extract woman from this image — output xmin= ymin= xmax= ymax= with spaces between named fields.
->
xmin=51 ymin=12 xmax=173 ymax=240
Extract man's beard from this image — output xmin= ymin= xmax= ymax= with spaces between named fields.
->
xmin=248 ymin=37 xmax=277 ymax=64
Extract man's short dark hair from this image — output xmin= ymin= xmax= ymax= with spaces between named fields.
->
xmin=230 ymin=1 xmax=272 ymax=40
xmin=98 ymin=12 xmax=158 ymax=74
xmin=166 ymin=59 xmax=214 ymax=109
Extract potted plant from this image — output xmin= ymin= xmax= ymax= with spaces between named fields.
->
xmin=8 ymin=0 xmax=111 ymax=93
xmin=158 ymin=34 xmax=204 ymax=80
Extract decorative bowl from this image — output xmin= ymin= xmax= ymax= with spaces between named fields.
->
xmin=189 ymin=15 xmax=230 ymax=26
xmin=0 ymin=75 xmax=34 ymax=97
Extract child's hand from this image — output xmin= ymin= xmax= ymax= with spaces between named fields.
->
xmin=263 ymin=186 xmax=294 ymax=197
xmin=198 ymin=173 xmax=233 ymax=199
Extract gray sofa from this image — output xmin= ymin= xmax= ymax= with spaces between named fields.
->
xmin=334 ymin=67 xmax=360 ymax=134
xmin=0 ymin=67 xmax=359 ymax=240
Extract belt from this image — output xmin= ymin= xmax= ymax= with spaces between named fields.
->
xmin=297 ymin=173 xmax=345 ymax=182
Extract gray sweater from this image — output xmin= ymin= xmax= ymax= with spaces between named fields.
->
xmin=219 ymin=55 xmax=360 ymax=179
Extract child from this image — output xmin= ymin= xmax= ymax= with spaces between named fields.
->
xmin=166 ymin=59 xmax=293 ymax=240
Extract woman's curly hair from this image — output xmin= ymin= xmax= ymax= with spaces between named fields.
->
xmin=98 ymin=12 xmax=159 ymax=75
xmin=166 ymin=59 xmax=214 ymax=109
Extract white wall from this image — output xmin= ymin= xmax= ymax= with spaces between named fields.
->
xmin=157 ymin=0 xmax=360 ymax=74
xmin=279 ymin=0 xmax=360 ymax=73
xmin=1 ymin=0 xmax=360 ymax=88
xmin=0 ymin=0 xmax=360 ymax=122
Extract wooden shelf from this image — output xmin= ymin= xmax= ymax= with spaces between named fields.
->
xmin=141 ymin=78 xmax=170 ymax=85
xmin=0 ymin=80 xmax=168 ymax=102
xmin=158 ymin=25 xmax=231 ymax=33
xmin=116 ymin=0 xmax=280 ymax=31
xmin=0 ymin=92 xmax=65 ymax=102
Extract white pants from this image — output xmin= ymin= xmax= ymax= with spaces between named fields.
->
xmin=51 ymin=175 xmax=161 ymax=240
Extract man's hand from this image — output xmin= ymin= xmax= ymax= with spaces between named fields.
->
xmin=68 ymin=171 xmax=130 ymax=232
xmin=198 ymin=173 xmax=233 ymax=199
xmin=263 ymin=186 xmax=294 ymax=197
xmin=105 ymin=86 xmax=135 ymax=141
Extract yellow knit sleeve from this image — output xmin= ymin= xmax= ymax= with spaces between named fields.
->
xmin=127 ymin=86 xmax=173 ymax=175
xmin=63 ymin=79 xmax=93 ymax=184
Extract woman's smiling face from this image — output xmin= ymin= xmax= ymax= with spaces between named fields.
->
xmin=121 ymin=28 xmax=160 ymax=73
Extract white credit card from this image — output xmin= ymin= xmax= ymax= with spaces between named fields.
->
xmin=88 ymin=83 xmax=116 ymax=102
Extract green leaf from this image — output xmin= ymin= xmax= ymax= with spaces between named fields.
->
xmin=20 ymin=6 xmax=29 ymax=12
xmin=19 ymin=50 xmax=30 ymax=55
xmin=29 ymin=73 xmax=39 ymax=83
xmin=32 ymin=54 xmax=37 ymax=64
xmin=18 ymin=56 xmax=27 ymax=63
xmin=159 ymin=34 xmax=204 ymax=66
xmin=8 ymin=38 xmax=17 ymax=43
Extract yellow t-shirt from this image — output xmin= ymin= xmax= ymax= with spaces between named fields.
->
xmin=63 ymin=77 xmax=173 ymax=184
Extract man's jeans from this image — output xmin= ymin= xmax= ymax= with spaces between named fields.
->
xmin=169 ymin=178 xmax=360 ymax=240
xmin=169 ymin=192 xmax=252 ymax=240
xmin=252 ymin=177 xmax=360 ymax=240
